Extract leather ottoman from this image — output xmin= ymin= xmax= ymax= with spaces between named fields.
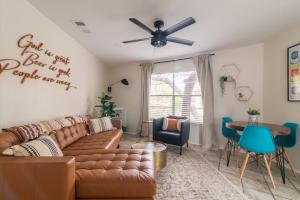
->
xmin=73 ymin=149 xmax=156 ymax=199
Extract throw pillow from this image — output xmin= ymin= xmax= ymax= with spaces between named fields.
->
xmin=3 ymin=123 xmax=46 ymax=142
xmin=2 ymin=135 xmax=63 ymax=157
xmin=40 ymin=120 xmax=63 ymax=132
xmin=87 ymin=117 xmax=114 ymax=134
xmin=162 ymin=117 xmax=182 ymax=132
xmin=65 ymin=115 xmax=87 ymax=125
xmin=55 ymin=118 xmax=73 ymax=128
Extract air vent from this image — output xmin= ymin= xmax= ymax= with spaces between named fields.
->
xmin=75 ymin=21 xmax=86 ymax=26
xmin=82 ymin=29 xmax=91 ymax=34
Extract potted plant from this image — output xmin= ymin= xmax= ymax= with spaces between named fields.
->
xmin=95 ymin=93 xmax=116 ymax=117
xmin=219 ymin=75 xmax=236 ymax=95
xmin=247 ymin=108 xmax=260 ymax=123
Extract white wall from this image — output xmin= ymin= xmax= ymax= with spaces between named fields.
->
xmin=213 ymin=44 xmax=264 ymax=146
xmin=109 ymin=64 xmax=141 ymax=134
xmin=0 ymin=0 xmax=108 ymax=128
xmin=109 ymin=44 xmax=264 ymax=145
xmin=264 ymin=27 xmax=300 ymax=171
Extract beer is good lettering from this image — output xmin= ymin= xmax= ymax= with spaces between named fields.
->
xmin=0 ymin=34 xmax=76 ymax=91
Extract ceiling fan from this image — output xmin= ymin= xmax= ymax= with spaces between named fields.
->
xmin=123 ymin=17 xmax=196 ymax=47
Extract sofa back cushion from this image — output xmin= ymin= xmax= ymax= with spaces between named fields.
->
xmin=2 ymin=135 xmax=63 ymax=157
xmin=53 ymin=123 xmax=88 ymax=149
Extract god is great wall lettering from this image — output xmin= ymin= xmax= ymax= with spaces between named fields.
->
xmin=0 ymin=33 xmax=77 ymax=91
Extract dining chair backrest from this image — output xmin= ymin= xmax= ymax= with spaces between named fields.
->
xmin=222 ymin=117 xmax=239 ymax=140
xmin=239 ymin=125 xmax=276 ymax=154
xmin=275 ymin=122 xmax=298 ymax=148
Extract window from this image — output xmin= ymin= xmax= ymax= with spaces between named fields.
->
xmin=149 ymin=70 xmax=203 ymax=123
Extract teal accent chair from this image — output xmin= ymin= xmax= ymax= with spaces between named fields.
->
xmin=274 ymin=122 xmax=298 ymax=177
xmin=218 ymin=117 xmax=241 ymax=170
xmin=222 ymin=117 xmax=240 ymax=142
xmin=239 ymin=125 xmax=276 ymax=189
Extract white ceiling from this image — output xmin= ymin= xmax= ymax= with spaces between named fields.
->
xmin=28 ymin=0 xmax=300 ymax=66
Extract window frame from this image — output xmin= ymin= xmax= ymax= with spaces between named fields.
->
xmin=149 ymin=71 xmax=203 ymax=124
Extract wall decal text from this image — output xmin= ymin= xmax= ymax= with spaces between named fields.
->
xmin=0 ymin=33 xmax=77 ymax=91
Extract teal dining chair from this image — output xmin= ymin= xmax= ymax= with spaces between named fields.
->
xmin=218 ymin=117 xmax=241 ymax=170
xmin=274 ymin=122 xmax=298 ymax=177
xmin=239 ymin=125 xmax=276 ymax=189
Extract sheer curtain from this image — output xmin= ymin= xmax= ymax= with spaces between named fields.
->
xmin=193 ymin=55 xmax=216 ymax=148
xmin=138 ymin=63 xmax=154 ymax=136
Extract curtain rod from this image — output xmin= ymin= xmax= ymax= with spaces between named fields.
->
xmin=153 ymin=53 xmax=215 ymax=65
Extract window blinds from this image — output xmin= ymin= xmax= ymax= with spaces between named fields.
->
xmin=149 ymin=60 xmax=203 ymax=123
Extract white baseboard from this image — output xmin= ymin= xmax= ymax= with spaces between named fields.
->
xmin=124 ymin=131 xmax=139 ymax=135
xmin=188 ymin=141 xmax=200 ymax=145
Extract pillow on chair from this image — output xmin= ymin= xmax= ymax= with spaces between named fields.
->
xmin=87 ymin=117 xmax=114 ymax=134
xmin=162 ymin=117 xmax=182 ymax=132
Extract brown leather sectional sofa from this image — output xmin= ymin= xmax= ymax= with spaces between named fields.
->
xmin=0 ymin=119 xmax=156 ymax=200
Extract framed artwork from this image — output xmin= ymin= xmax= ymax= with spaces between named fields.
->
xmin=288 ymin=43 xmax=300 ymax=101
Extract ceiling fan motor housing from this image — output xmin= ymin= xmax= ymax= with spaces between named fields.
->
xmin=151 ymin=30 xmax=167 ymax=47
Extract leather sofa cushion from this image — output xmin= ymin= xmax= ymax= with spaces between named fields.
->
xmin=63 ymin=129 xmax=123 ymax=155
xmin=54 ymin=123 xmax=89 ymax=149
xmin=74 ymin=149 xmax=156 ymax=199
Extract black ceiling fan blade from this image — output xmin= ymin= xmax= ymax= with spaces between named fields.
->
xmin=165 ymin=17 xmax=196 ymax=35
xmin=166 ymin=36 xmax=194 ymax=46
xmin=122 ymin=37 xmax=151 ymax=43
xmin=129 ymin=18 xmax=154 ymax=34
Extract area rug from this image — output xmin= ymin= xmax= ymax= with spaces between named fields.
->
xmin=120 ymin=136 xmax=248 ymax=200
xmin=155 ymin=146 xmax=248 ymax=200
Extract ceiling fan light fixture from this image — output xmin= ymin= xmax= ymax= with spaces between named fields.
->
xmin=151 ymin=37 xmax=166 ymax=47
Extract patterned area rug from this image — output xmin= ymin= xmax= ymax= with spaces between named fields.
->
xmin=155 ymin=146 xmax=248 ymax=200
xmin=120 ymin=136 xmax=248 ymax=200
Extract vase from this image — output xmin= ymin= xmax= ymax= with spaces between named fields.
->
xmin=248 ymin=115 xmax=258 ymax=124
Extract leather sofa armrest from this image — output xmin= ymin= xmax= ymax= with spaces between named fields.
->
xmin=0 ymin=156 xmax=75 ymax=200
xmin=111 ymin=118 xmax=122 ymax=130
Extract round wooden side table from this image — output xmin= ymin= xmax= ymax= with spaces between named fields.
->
xmin=131 ymin=141 xmax=167 ymax=171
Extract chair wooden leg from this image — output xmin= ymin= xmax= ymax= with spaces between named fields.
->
xmin=186 ymin=142 xmax=189 ymax=148
xmin=240 ymin=153 xmax=250 ymax=179
xmin=268 ymin=154 xmax=273 ymax=169
xmin=218 ymin=141 xmax=228 ymax=170
xmin=180 ymin=146 xmax=182 ymax=155
xmin=263 ymin=155 xmax=276 ymax=189
xmin=284 ymin=151 xmax=297 ymax=178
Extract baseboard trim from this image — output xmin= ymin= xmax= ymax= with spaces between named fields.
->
xmin=124 ymin=131 xmax=139 ymax=135
xmin=188 ymin=141 xmax=200 ymax=145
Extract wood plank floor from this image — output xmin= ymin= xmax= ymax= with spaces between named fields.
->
xmin=120 ymin=134 xmax=300 ymax=200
